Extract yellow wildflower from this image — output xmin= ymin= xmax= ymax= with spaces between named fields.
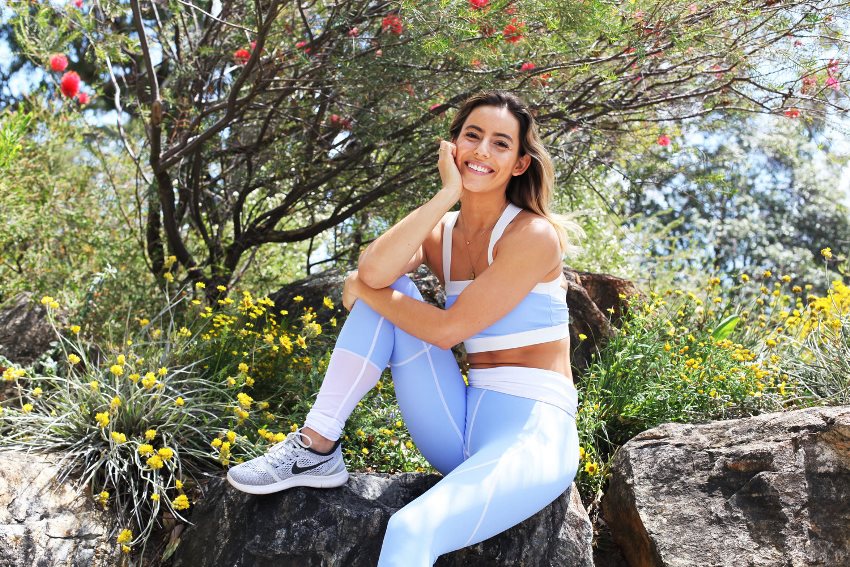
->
xmin=172 ymin=494 xmax=190 ymax=510
xmin=138 ymin=444 xmax=155 ymax=456
xmin=323 ymin=296 xmax=334 ymax=309
xmin=578 ymin=333 xmax=587 ymax=341
xmin=95 ymin=412 xmax=110 ymax=428
xmin=128 ymin=373 xmax=140 ymax=383
xmin=237 ymin=393 xmax=253 ymax=409
xmin=32 ymin=387 xmax=43 ymax=398
xmin=89 ymin=380 xmax=100 ymax=391
xmin=151 ymin=493 xmax=160 ymax=502
xmin=110 ymin=396 xmax=121 ymax=410
xmin=98 ymin=491 xmax=110 ymax=506
xmin=821 ymin=248 xmax=832 ymax=259
xmin=579 ymin=446 xmax=585 ymax=459
xmin=117 ymin=529 xmax=133 ymax=544
xmin=158 ymin=367 xmax=168 ymax=377
xmin=296 ymin=335 xmax=307 ymax=349
xmin=584 ymin=461 xmax=599 ymax=475
xmin=111 ymin=432 xmax=127 ymax=444
xmin=157 ymin=447 xmax=174 ymax=460
xmin=22 ymin=403 xmax=33 ymax=413
xmin=763 ymin=270 xmax=772 ymax=278
xmin=69 ymin=325 xmax=81 ymax=334
xmin=238 ymin=362 xmax=249 ymax=373
xmin=146 ymin=455 xmax=164 ymax=469
xmin=145 ymin=429 xmax=157 ymax=440
xmin=110 ymin=364 xmax=123 ymax=377
xmin=195 ymin=281 xmax=206 ymax=289
xmin=68 ymin=354 xmax=81 ymax=365
xmin=175 ymin=397 xmax=185 ymax=407
xmin=163 ymin=272 xmax=174 ymax=283
xmin=117 ymin=354 xmax=126 ymax=365
xmin=141 ymin=373 xmax=157 ymax=389
xmin=293 ymin=295 xmax=303 ymax=302
xmin=211 ymin=438 xmax=222 ymax=448
xmin=175 ymin=479 xmax=184 ymax=490
xmin=216 ymin=285 xmax=227 ymax=292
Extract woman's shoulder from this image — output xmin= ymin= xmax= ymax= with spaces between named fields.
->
xmin=506 ymin=208 xmax=559 ymax=244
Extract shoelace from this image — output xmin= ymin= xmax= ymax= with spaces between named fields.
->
xmin=266 ymin=430 xmax=313 ymax=468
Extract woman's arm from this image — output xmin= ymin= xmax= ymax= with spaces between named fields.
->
xmin=349 ymin=217 xmax=562 ymax=349
xmin=358 ymin=139 xmax=463 ymax=289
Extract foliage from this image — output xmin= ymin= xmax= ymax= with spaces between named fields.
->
xmin=599 ymin=112 xmax=850 ymax=293
xmin=0 ymin=101 xmax=157 ymax=342
xmin=574 ymin=254 xmax=848 ymax=504
xmin=5 ymin=0 xmax=848 ymax=290
xmin=0 ymin=280 xmax=427 ymax=560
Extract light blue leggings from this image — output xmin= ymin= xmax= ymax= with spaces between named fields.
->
xmin=305 ymin=275 xmax=580 ymax=566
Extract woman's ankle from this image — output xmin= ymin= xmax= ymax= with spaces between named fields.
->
xmin=301 ymin=426 xmax=335 ymax=452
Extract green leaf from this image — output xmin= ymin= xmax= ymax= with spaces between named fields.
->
xmin=711 ymin=315 xmax=739 ymax=340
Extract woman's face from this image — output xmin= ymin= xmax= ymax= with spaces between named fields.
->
xmin=453 ymin=105 xmax=531 ymax=195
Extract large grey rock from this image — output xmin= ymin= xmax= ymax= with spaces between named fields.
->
xmin=0 ymin=450 xmax=120 ymax=567
xmin=602 ymin=405 xmax=850 ymax=567
xmin=0 ymin=292 xmax=59 ymax=366
xmin=173 ymin=472 xmax=594 ymax=566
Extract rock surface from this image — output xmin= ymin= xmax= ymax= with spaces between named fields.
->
xmin=602 ymin=405 xmax=850 ymax=567
xmin=173 ymin=472 xmax=594 ymax=567
xmin=0 ymin=292 xmax=58 ymax=366
xmin=0 ymin=450 xmax=119 ymax=567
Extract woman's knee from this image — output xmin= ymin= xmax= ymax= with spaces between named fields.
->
xmin=388 ymin=274 xmax=423 ymax=300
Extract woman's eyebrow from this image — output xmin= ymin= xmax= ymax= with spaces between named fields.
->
xmin=464 ymin=124 xmax=513 ymax=143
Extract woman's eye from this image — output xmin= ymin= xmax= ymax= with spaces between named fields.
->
xmin=465 ymin=133 xmax=509 ymax=149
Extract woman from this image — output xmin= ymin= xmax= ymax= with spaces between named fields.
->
xmin=227 ymin=90 xmax=582 ymax=566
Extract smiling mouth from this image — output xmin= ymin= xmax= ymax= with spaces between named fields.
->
xmin=466 ymin=162 xmax=494 ymax=174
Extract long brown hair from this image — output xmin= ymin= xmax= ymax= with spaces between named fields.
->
xmin=448 ymin=90 xmax=584 ymax=257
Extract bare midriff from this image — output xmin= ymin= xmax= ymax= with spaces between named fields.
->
xmin=467 ymin=336 xmax=574 ymax=386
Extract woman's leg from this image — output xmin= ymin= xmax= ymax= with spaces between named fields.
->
xmin=228 ymin=274 xmax=467 ymax=494
xmin=303 ymin=275 xmax=467 ymax=473
xmin=377 ymin=386 xmax=580 ymax=567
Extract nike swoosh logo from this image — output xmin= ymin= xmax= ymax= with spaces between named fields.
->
xmin=291 ymin=458 xmax=332 ymax=475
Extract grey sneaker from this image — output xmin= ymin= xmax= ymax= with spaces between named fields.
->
xmin=226 ymin=429 xmax=349 ymax=495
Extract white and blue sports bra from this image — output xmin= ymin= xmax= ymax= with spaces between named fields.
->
xmin=442 ymin=202 xmax=570 ymax=353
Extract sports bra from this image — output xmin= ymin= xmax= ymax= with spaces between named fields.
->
xmin=442 ymin=202 xmax=570 ymax=353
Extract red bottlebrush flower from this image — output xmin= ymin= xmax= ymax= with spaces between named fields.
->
xmin=59 ymin=71 xmax=80 ymax=98
xmin=801 ymin=75 xmax=817 ymax=94
xmin=329 ymin=114 xmax=341 ymax=125
xmin=502 ymin=18 xmax=525 ymax=43
xmin=382 ymin=14 xmax=403 ymax=35
xmin=827 ymin=58 xmax=840 ymax=77
xmin=348 ymin=27 xmax=359 ymax=37
xmin=429 ymin=103 xmax=442 ymax=112
xmin=233 ymin=48 xmax=251 ymax=64
xmin=657 ymin=134 xmax=671 ymax=147
xmin=784 ymin=108 xmax=801 ymax=118
xmin=826 ymin=76 xmax=840 ymax=91
xmin=295 ymin=40 xmax=307 ymax=49
xmin=532 ymin=72 xmax=551 ymax=88
xmin=710 ymin=64 xmax=724 ymax=80
xmin=77 ymin=91 xmax=90 ymax=105
xmin=74 ymin=0 xmax=83 ymax=7
xmin=479 ymin=23 xmax=496 ymax=37
xmin=49 ymin=53 xmax=68 ymax=72
xmin=520 ymin=62 xmax=536 ymax=72
xmin=505 ymin=4 xmax=517 ymax=14
xmin=469 ymin=0 xmax=489 ymax=8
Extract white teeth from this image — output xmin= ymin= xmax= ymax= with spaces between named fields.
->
xmin=468 ymin=163 xmax=492 ymax=173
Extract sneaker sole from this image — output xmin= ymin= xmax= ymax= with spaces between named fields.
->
xmin=226 ymin=469 xmax=349 ymax=495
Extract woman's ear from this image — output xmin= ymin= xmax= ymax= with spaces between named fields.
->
xmin=513 ymin=154 xmax=532 ymax=176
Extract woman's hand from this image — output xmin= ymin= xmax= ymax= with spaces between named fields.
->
xmin=343 ymin=270 xmax=361 ymax=312
xmin=437 ymin=139 xmax=463 ymax=202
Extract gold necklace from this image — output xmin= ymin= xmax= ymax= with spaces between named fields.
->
xmin=458 ymin=210 xmax=502 ymax=279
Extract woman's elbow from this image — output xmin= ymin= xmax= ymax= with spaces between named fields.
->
xmin=357 ymin=265 xmax=392 ymax=289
